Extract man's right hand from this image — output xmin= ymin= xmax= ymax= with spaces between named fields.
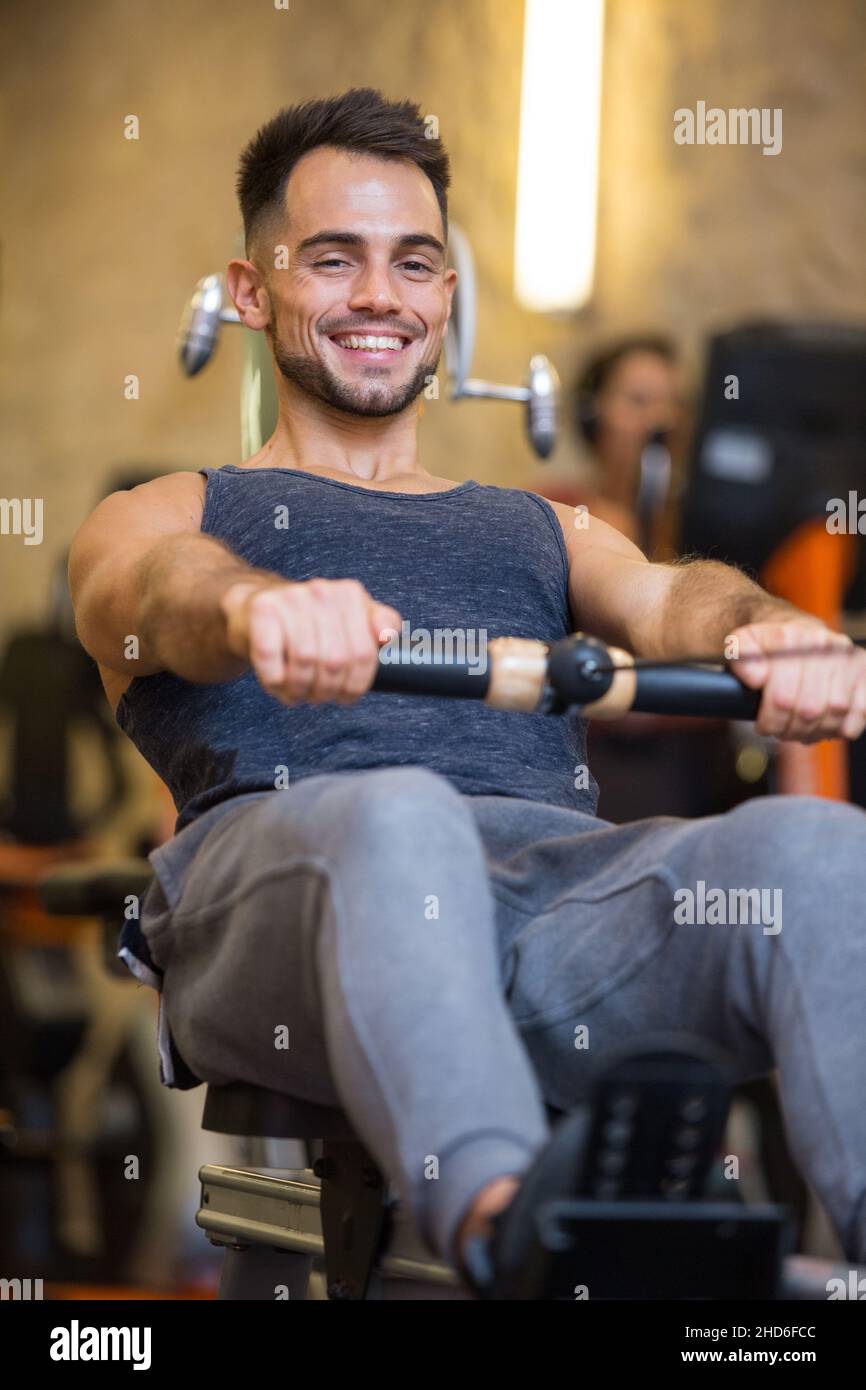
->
xmin=220 ymin=577 xmax=402 ymax=706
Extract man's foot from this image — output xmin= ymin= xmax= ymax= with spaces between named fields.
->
xmin=454 ymin=1109 xmax=592 ymax=1299
xmin=456 ymin=1174 xmax=522 ymax=1263
xmin=453 ymin=1035 xmax=735 ymax=1298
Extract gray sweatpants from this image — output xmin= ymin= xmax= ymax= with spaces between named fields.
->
xmin=139 ymin=766 xmax=866 ymax=1268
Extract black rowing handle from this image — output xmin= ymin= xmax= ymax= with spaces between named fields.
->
xmin=373 ymin=632 xmax=762 ymax=721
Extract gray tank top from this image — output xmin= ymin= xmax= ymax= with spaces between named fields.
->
xmin=116 ymin=465 xmax=599 ymax=831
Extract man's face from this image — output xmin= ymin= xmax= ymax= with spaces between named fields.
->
xmin=258 ymin=147 xmax=455 ymax=417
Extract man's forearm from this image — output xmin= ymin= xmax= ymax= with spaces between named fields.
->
xmin=653 ymin=558 xmax=804 ymax=661
xmin=136 ymin=533 xmax=278 ymax=682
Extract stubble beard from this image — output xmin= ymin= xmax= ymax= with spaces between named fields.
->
xmin=272 ymin=332 xmax=441 ymax=419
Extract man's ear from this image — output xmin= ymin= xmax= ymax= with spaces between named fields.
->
xmin=442 ymin=264 xmax=458 ymax=326
xmin=226 ymin=258 xmax=271 ymax=331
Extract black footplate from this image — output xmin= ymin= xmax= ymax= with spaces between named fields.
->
xmin=515 ymin=1035 xmax=793 ymax=1299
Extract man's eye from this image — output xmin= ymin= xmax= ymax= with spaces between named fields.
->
xmin=316 ymin=258 xmax=350 ymax=268
xmin=402 ymin=260 xmax=432 ymax=273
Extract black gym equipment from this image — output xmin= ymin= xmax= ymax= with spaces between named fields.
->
xmin=0 ymin=552 xmax=127 ymax=846
xmin=374 ymin=629 xmax=763 ymax=721
xmin=680 ymin=320 xmax=866 ymax=578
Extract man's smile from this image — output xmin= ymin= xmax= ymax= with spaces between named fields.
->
xmin=326 ymin=330 xmax=417 ymax=364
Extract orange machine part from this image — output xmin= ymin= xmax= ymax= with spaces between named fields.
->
xmin=760 ymin=519 xmax=857 ymax=801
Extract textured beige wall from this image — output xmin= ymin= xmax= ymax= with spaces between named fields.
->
xmin=1 ymin=0 xmax=864 ymax=644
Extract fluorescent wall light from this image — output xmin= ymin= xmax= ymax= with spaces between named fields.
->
xmin=514 ymin=0 xmax=605 ymax=313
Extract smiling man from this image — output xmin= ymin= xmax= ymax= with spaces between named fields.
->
xmin=69 ymin=88 xmax=866 ymax=1296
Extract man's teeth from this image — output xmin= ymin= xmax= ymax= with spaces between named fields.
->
xmin=333 ymin=334 xmax=406 ymax=351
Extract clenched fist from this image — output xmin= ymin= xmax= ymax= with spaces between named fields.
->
xmin=728 ymin=617 xmax=866 ymax=743
xmin=221 ymin=576 xmax=402 ymax=707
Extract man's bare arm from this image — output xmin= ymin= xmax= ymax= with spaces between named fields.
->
xmin=647 ymin=555 xmax=804 ymax=660
xmin=69 ymin=474 xmax=275 ymax=682
xmin=70 ymin=471 xmax=403 ymax=704
xmin=548 ymin=502 xmax=866 ymax=743
xmin=548 ymin=502 xmax=796 ymax=659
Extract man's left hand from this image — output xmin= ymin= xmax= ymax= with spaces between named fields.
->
xmin=727 ymin=618 xmax=866 ymax=743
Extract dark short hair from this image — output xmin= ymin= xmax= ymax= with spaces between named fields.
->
xmin=237 ymin=87 xmax=451 ymax=255
xmin=575 ymin=335 xmax=677 ymax=443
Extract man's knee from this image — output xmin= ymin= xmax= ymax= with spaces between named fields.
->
xmin=725 ymin=794 xmax=866 ymax=884
xmin=709 ymin=795 xmax=866 ymax=950
xmin=258 ymin=765 xmax=479 ymax=867
xmin=322 ymin=765 xmax=477 ymax=852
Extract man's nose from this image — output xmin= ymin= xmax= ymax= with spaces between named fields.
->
xmin=348 ymin=265 xmax=402 ymax=311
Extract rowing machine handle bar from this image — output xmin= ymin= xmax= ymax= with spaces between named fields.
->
xmin=629 ymin=664 xmax=761 ymax=719
xmin=372 ymin=633 xmax=762 ymax=721
xmin=546 ymin=635 xmax=762 ymax=719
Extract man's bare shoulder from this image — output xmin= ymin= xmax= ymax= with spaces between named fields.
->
xmin=539 ymin=496 xmax=588 ymax=558
xmin=73 ymin=471 xmax=209 ymax=713
xmin=121 ymin=469 xmax=208 ymax=523
xmin=72 ymin=469 xmax=208 ymax=544
xmin=70 ymin=470 xmax=209 ymax=604
xmin=542 ymin=496 xmax=644 ymax=561
xmin=543 ymin=497 xmax=579 ymax=530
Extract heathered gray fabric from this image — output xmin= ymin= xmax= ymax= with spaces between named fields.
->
xmin=115 ymin=465 xmax=598 ymax=839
